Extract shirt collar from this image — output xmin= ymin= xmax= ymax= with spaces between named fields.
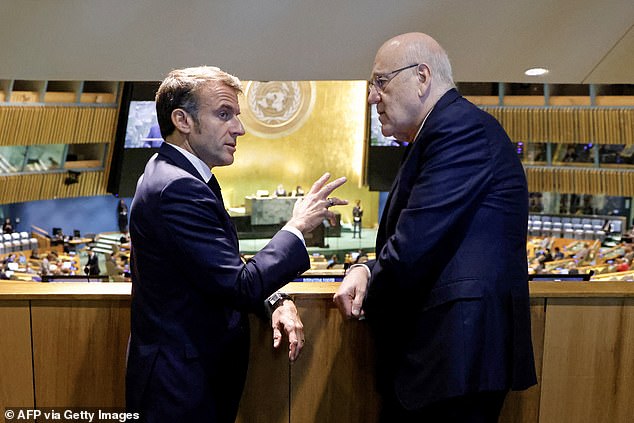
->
xmin=168 ymin=143 xmax=213 ymax=183
xmin=412 ymin=106 xmax=434 ymax=142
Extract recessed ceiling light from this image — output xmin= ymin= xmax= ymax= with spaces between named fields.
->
xmin=524 ymin=67 xmax=549 ymax=76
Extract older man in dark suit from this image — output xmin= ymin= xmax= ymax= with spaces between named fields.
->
xmin=334 ymin=33 xmax=536 ymax=422
xmin=126 ymin=66 xmax=346 ymax=423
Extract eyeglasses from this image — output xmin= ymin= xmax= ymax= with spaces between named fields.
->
xmin=369 ymin=64 xmax=420 ymax=93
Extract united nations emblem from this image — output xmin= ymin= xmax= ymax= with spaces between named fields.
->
xmin=241 ymin=81 xmax=316 ymax=138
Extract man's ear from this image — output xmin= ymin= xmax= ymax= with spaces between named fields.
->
xmin=417 ymin=63 xmax=430 ymax=85
xmin=171 ymin=108 xmax=192 ymax=134
xmin=416 ymin=64 xmax=431 ymax=97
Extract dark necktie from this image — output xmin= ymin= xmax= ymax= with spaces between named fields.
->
xmin=207 ymin=175 xmax=223 ymax=203
xmin=207 ymin=174 xmax=238 ymax=242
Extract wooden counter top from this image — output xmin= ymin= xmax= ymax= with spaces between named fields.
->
xmin=0 ymin=281 xmax=131 ymax=300
xmin=528 ymin=281 xmax=634 ymax=297
xmin=1 ymin=280 xmax=634 ymax=300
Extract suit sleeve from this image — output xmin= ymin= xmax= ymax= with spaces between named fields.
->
xmin=367 ymin=114 xmax=493 ymax=304
xmin=157 ymin=177 xmax=309 ymax=312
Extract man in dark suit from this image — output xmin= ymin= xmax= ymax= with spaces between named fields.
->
xmin=126 ymin=66 xmax=346 ymax=423
xmin=334 ymin=33 xmax=536 ymax=422
xmin=85 ymin=248 xmax=100 ymax=276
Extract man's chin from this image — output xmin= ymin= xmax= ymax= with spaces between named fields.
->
xmin=381 ymin=127 xmax=394 ymax=138
xmin=209 ymin=157 xmax=234 ymax=169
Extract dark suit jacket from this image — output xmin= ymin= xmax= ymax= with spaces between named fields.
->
xmin=364 ymin=89 xmax=537 ymax=410
xmin=86 ymin=253 xmax=100 ymax=275
xmin=126 ymin=143 xmax=309 ymax=422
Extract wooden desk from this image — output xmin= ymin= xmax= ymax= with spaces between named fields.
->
xmin=1 ymin=281 xmax=633 ymax=422
xmin=67 ymin=237 xmax=94 ymax=245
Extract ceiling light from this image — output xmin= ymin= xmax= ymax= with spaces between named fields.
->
xmin=524 ymin=67 xmax=549 ymax=77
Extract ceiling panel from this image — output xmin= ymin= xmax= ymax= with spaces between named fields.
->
xmin=585 ymin=24 xmax=634 ymax=84
xmin=0 ymin=0 xmax=631 ymax=83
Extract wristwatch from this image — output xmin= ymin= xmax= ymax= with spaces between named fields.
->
xmin=265 ymin=292 xmax=293 ymax=318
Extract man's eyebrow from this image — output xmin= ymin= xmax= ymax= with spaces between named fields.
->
xmin=216 ymin=103 xmax=240 ymax=115
xmin=216 ymin=103 xmax=237 ymax=111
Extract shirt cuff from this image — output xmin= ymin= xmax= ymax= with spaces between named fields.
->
xmin=348 ymin=263 xmax=371 ymax=279
xmin=282 ymin=225 xmax=306 ymax=247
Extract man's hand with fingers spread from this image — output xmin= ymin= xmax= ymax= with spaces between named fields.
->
xmin=285 ymin=172 xmax=348 ymax=235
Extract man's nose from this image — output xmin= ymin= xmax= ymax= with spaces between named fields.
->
xmin=232 ymin=118 xmax=246 ymax=136
xmin=367 ymin=86 xmax=381 ymax=105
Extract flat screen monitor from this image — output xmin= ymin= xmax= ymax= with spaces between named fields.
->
xmin=365 ymin=104 xmax=408 ymax=191
xmin=108 ymin=82 xmax=162 ymax=197
xmin=124 ymin=101 xmax=163 ymax=149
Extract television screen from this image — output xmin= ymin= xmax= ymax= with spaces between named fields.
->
xmin=108 ymin=82 xmax=161 ymax=196
xmin=125 ymin=101 xmax=163 ymax=148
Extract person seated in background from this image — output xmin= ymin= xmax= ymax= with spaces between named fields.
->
xmin=616 ymin=257 xmax=630 ymax=272
xmin=0 ymin=263 xmax=10 ymax=280
xmin=293 ymin=185 xmax=305 ymax=196
xmin=274 ymin=184 xmax=287 ymax=196
xmin=623 ymin=246 xmax=634 ymax=262
xmin=553 ymin=247 xmax=565 ymax=260
xmin=40 ymin=254 xmax=53 ymax=276
xmin=574 ymin=243 xmax=590 ymax=261
xmin=351 ymin=249 xmax=368 ymax=264
xmin=541 ymin=248 xmax=553 ymax=263
xmin=326 ymin=254 xmax=339 ymax=269
xmin=105 ymin=253 xmax=128 ymax=281
xmin=529 ymin=256 xmax=545 ymax=274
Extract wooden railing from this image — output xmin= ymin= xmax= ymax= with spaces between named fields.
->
xmin=1 ymin=281 xmax=633 ymax=422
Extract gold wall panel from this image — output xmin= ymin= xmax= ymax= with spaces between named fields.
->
xmin=214 ymin=81 xmax=379 ymax=227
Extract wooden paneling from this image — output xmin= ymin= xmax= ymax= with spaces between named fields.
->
xmin=289 ymin=298 xmax=381 ymax=423
xmin=524 ymin=167 xmax=634 ymax=197
xmin=30 ymin=299 xmax=130 ymax=407
xmin=0 ymin=300 xmax=34 ymax=409
xmin=1 ymin=282 xmax=634 ymax=422
xmin=0 ymin=106 xmax=117 ymax=146
xmin=236 ymin=316 xmax=290 ymax=423
xmin=500 ymin=299 xmax=545 ymax=423
xmin=539 ymin=298 xmax=634 ymax=423
xmin=0 ymin=171 xmax=108 ymax=204
xmin=481 ymin=107 xmax=634 ymax=145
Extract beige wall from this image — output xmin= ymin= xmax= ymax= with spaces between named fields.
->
xmin=215 ymin=80 xmax=379 ymax=227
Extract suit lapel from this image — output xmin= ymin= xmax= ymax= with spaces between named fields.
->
xmin=375 ymin=88 xmax=461 ymax=250
xmin=157 ymin=143 xmax=205 ymax=184
xmin=158 ymin=143 xmax=239 ymax=247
